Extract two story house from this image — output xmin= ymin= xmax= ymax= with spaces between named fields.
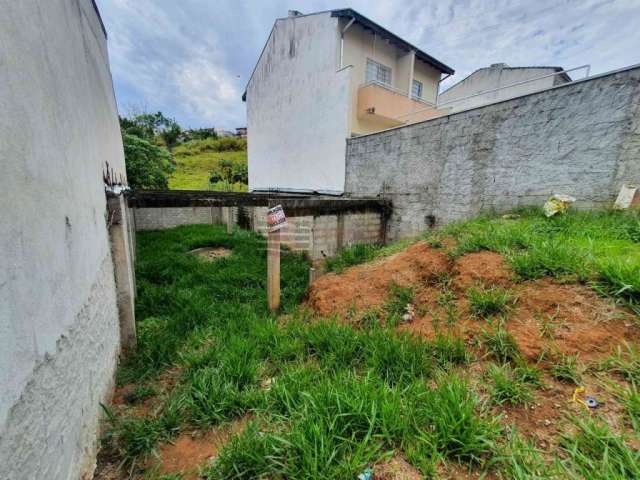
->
xmin=243 ymin=8 xmax=454 ymax=194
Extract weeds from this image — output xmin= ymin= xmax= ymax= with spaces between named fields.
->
xmin=551 ymin=354 xmax=582 ymax=385
xmin=481 ymin=325 xmax=522 ymax=364
xmin=487 ymin=364 xmax=533 ymax=406
xmin=324 ymin=243 xmax=381 ymax=272
xmin=467 ymin=286 xmax=515 ymax=318
xmin=558 ymin=416 xmax=640 ymax=479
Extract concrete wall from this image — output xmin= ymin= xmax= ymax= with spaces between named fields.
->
xmin=0 ymin=1 xmax=126 ymax=478
xmin=439 ymin=64 xmax=571 ymax=113
xmin=132 ymin=206 xmax=384 ymax=261
xmin=246 ymin=12 xmax=351 ymax=194
xmin=345 ymin=65 xmax=640 ymax=240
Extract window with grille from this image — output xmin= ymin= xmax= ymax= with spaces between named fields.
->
xmin=366 ymin=58 xmax=392 ymax=85
xmin=412 ymin=79 xmax=423 ymax=99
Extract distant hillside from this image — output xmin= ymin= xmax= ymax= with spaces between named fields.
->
xmin=169 ymin=137 xmax=247 ymax=191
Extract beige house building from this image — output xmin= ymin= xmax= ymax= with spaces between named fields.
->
xmin=439 ymin=63 xmax=572 ymax=112
xmin=244 ymin=8 xmax=454 ymax=194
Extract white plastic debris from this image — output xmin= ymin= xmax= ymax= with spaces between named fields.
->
xmin=613 ymin=184 xmax=639 ymax=210
xmin=543 ymin=194 xmax=576 ymax=217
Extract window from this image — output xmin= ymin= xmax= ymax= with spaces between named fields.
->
xmin=412 ymin=79 xmax=423 ymax=99
xmin=366 ymin=58 xmax=392 ymax=85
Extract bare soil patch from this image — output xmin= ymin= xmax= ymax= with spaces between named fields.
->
xmin=150 ymin=416 xmax=249 ymax=480
xmin=373 ymin=455 xmax=422 ymax=479
xmin=308 ymin=242 xmax=449 ymax=317
xmin=310 ymin=244 xmax=637 ymax=363
xmin=189 ymin=246 xmax=232 ymax=261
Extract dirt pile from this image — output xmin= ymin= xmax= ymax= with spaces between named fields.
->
xmin=308 ymin=242 xmax=449 ymax=317
xmin=308 ymin=242 xmax=638 ymax=362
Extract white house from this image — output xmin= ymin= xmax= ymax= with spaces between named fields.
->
xmin=244 ymin=8 xmax=454 ymax=194
xmin=438 ymin=63 xmax=572 ymax=112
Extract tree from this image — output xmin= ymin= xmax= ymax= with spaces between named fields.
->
xmin=122 ymin=134 xmax=174 ymax=190
xmin=119 ymin=112 xmax=182 ymax=148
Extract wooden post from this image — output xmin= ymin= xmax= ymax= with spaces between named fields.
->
xmin=309 ymin=266 xmax=320 ymax=285
xmin=225 ymin=207 xmax=233 ymax=234
xmin=267 ymin=229 xmax=281 ymax=311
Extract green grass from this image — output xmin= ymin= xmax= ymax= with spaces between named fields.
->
xmin=550 ymin=353 xmax=583 ymax=385
xmin=169 ymin=140 xmax=247 ymax=191
xmin=324 ymin=238 xmax=418 ymax=273
xmin=443 ymin=208 xmax=640 ymax=307
xmin=487 ymin=364 xmax=533 ymax=406
xmin=101 ymin=212 xmax=640 ymax=478
xmin=467 ymin=286 xmax=515 ymax=318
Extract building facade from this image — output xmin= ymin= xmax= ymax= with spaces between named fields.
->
xmin=244 ymin=8 xmax=454 ymax=194
xmin=438 ymin=63 xmax=572 ymax=112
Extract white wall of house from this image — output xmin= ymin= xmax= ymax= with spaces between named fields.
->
xmin=247 ymin=12 xmax=351 ymax=194
xmin=439 ymin=64 xmax=571 ymax=112
xmin=0 ymin=1 xmax=126 ymax=478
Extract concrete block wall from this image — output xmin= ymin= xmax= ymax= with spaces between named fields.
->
xmin=345 ymin=65 xmax=640 ymax=240
xmin=133 ymin=206 xmax=383 ymax=261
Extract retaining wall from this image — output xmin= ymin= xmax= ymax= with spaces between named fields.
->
xmin=345 ymin=65 xmax=640 ymax=240
xmin=129 ymin=193 xmax=388 ymax=261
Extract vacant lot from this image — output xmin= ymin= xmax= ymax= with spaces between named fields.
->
xmin=97 ymin=209 xmax=640 ymax=479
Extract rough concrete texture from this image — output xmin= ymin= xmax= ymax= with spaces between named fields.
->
xmin=133 ymin=206 xmax=383 ymax=261
xmin=0 ymin=257 xmax=119 ymax=480
xmin=0 ymin=1 xmax=126 ymax=478
xmin=346 ymin=65 xmax=640 ymax=240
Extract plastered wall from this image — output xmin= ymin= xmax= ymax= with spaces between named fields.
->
xmin=346 ymin=65 xmax=640 ymax=240
xmin=0 ymin=1 xmax=126 ymax=478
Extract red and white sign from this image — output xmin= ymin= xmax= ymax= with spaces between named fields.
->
xmin=266 ymin=204 xmax=288 ymax=232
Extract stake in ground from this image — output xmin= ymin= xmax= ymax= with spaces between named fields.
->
xmin=97 ymin=208 xmax=640 ymax=479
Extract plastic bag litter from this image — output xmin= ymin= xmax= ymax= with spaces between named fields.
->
xmin=543 ymin=194 xmax=576 ymax=217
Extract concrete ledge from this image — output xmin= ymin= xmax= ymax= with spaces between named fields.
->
xmin=127 ymin=191 xmax=392 ymax=217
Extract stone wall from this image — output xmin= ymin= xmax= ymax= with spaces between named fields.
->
xmin=133 ymin=206 xmax=384 ymax=261
xmin=0 ymin=1 xmax=127 ymax=478
xmin=345 ymin=65 xmax=640 ymax=240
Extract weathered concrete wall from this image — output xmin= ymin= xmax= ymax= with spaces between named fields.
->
xmin=0 ymin=1 xmax=126 ymax=478
xmin=346 ymin=65 xmax=640 ymax=240
xmin=246 ymin=12 xmax=351 ymax=194
xmin=132 ymin=206 xmax=384 ymax=261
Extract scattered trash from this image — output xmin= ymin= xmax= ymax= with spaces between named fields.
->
xmin=613 ymin=184 xmax=639 ymax=210
xmin=585 ymin=396 xmax=599 ymax=409
xmin=571 ymin=387 xmax=599 ymax=410
xmin=544 ymin=194 xmax=576 ymax=217
xmin=357 ymin=467 xmax=373 ymax=480
xmin=402 ymin=303 xmax=416 ymax=322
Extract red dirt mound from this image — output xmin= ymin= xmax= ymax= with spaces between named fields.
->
xmin=453 ymin=251 xmax=513 ymax=289
xmin=307 ymin=242 xmax=449 ymax=317
xmin=309 ymin=245 xmax=637 ymax=362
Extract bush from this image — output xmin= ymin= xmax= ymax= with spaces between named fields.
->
xmin=122 ymin=133 xmax=174 ymax=190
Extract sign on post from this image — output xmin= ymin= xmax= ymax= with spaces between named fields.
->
xmin=266 ymin=205 xmax=287 ymax=311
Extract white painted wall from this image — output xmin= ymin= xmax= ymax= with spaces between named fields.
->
xmin=247 ymin=13 xmax=351 ymax=194
xmin=439 ymin=64 xmax=571 ymax=112
xmin=0 ymin=1 xmax=125 ymax=478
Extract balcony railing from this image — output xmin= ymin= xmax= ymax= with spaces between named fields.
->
xmin=357 ymin=81 xmax=442 ymax=127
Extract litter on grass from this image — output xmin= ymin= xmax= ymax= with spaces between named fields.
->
xmin=543 ymin=194 xmax=576 ymax=217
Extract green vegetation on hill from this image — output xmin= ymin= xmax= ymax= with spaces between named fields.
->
xmin=169 ymin=137 xmax=247 ymax=191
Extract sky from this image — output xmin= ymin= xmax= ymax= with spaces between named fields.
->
xmin=97 ymin=0 xmax=640 ymax=130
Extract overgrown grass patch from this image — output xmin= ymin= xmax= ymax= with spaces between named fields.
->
xmin=467 ymin=286 xmax=515 ymax=318
xmin=442 ymin=209 xmax=640 ymax=306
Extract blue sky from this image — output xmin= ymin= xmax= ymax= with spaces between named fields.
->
xmin=97 ymin=0 xmax=640 ymax=130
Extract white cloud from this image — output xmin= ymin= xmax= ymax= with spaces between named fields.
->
xmin=97 ymin=0 xmax=640 ymax=128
